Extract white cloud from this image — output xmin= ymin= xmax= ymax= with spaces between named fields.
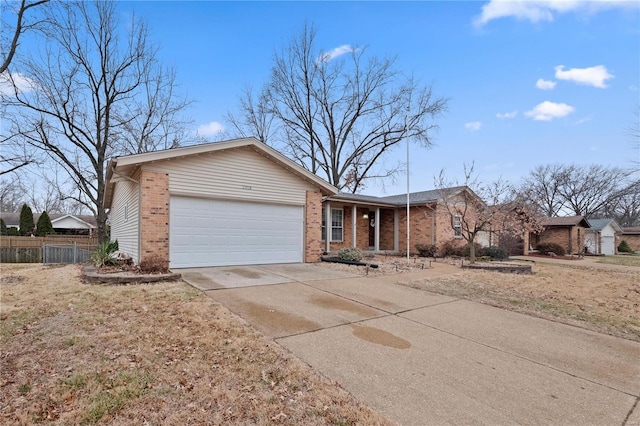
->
xmin=318 ymin=44 xmax=355 ymax=62
xmin=496 ymin=110 xmax=518 ymax=119
xmin=0 ymin=72 xmax=36 ymax=96
xmin=536 ymin=78 xmax=556 ymax=90
xmin=196 ymin=121 xmax=225 ymax=136
xmin=464 ymin=121 xmax=483 ymax=131
xmin=474 ymin=0 xmax=637 ymax=26
xmin=525 ymin=101 xmax=575 ymax=121
xmin=554 ymin=65 xmax=613 ymax=88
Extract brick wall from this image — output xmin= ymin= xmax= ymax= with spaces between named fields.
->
xmin=621 ymin=234 xmax=640 ymax=251
xmin=305 ymin=191 xmax=322 ymax=262
xmin=536 ymin=225 xmax=586 ymax=254
xmin=379 ymin=209 xmax=395 ymax=250
xmin=139 ymin=169 xmax=169 ymax=264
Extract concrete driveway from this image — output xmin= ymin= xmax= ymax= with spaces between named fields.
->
xmin=187 ymin=263 xmax=640 ymax=425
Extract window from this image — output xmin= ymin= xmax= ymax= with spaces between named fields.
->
xmin=322 ymin=208 xmax=344 ymax=242
xmin=453 ymin=214 xmax=462 ymax=237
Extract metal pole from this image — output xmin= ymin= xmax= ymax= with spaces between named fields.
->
xmin=406 ymin=106 xmax=410 ymax=264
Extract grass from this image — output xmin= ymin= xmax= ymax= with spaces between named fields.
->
xmin=0 ymin=264 xmax=391 ymax=425
xmin=596 ymin=254 xmax=640 ymax=267
xmin=404 ymin=261 xmax=640 ymax=342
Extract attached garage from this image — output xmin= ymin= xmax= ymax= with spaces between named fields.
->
xmin=104 ymin=137 xmax=337 ymax=268
xmin=169 ymin=196 xmax=303 ymax=268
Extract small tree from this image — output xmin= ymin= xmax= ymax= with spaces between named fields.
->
xmin=618 ymin=240 xmax=633 ymax=253
xmin=36 ymin=210 xmax=54 ymax=236
xmin=19 ymin=203 xmax=34 ymax=236
xmin=0 ymin=218 xmax=7 ymax=235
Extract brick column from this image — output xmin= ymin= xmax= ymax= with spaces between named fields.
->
xmin=305 ymin=190 xmax=322 ymax=263
xmin=139 ymin=169 xmax=169 ymax=265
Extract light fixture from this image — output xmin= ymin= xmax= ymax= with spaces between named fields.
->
xmin=363 ymin=213 xmax=369 ymax=219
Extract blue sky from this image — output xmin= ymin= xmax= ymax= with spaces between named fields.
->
xmin=13 ymin=1 xmax=640 ymax=197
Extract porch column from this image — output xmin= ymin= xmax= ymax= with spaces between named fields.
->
xmin=393 ymin=209 xmax=399 ymax=251
xmin=352 ymin=205 xmax=357 ymax=248
xmin=325 ymin=202 xmax=331 ymax=253
xmin=375 ymin=207 xmax=380 ymax=251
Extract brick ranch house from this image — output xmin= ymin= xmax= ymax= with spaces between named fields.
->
xmin=620 ymin=227 xmax=640 ymax=252
xmin=105 ymin=137 xmax=489 ymax=269
xmin=528 ymin=216 xmax=590 ymax=255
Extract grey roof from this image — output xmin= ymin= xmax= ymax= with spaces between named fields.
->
xmin=622 ymin=227 xmax=640 ymax=234
xmin=329 ymin=186 xmax=468 ymax=207
xmin=586 ymin=218 xmax=622 ymax=232
xmin=0 ymin=212 xmax=96 ymax=228
xmin=541 ymin=216 xmax=590 ymax=228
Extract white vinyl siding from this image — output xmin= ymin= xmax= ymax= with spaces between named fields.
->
xmin=109 ymin=173 xmax=140 ymax=263
xmin=143 ymin=147 xmax=316 ymax=205
xmin=169 ymin=196 xmax=303 ymax=268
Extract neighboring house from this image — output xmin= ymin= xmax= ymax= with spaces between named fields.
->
xmin=105 ymin=137 xmax=490 ymax=269
xmin=322 ymin=187 xmax=490 ymax=255
xmin=620 ymin=227 xmax=640 ymax=252
xmin=529 ymin=216 xmax=590 ymax=255
xmin=584 ymin=218 xmax=622 ymax=255
xmin=0 ymin=212 xmax=96 ymax=235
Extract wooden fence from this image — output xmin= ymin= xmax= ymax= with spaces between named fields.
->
xmin=0 ymin=236 xmax=98 ymax=263
xmin=0 ymin=235 xmax=98 ymax=249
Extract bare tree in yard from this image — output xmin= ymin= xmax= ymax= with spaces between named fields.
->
xmin=1 ymin=1 xmax=191 ymax=242
xmin=519 ymin=164 xmax=567 ymax=217
xmin=226 ymin=86 xmax=277 ymax=145
xmin=0 ymin=0 xmax=49 ymax=176
xmin=519 ymin=163 xmax=630 ymax=219
xmin=228 ymin=24 xmax=448 ymax=193
xmin=593 ymin=178 xmax=640 ymax=226
xmin=437 ymin=164 xmax=543 ymax=263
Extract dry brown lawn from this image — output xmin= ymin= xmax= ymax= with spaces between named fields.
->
xmin=0 ymin=264 xmax=391 ymax=425
xmin=404 ymin=259 xmax=640 ymax=342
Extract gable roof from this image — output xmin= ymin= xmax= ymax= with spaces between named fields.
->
xmin=328 ymin=186 xmax=474 ymax=207
xmin=104 ymin=137 xmax=338 ymax=208
xmin=541 ymin=216 xmax=590 ymax=228
xmin=586 ymin=218 xmax=622 ymax=233
xmin=0 ymin=212 xmax=96 ymax=228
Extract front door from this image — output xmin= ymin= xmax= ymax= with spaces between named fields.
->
xmin=368 ymin=210 xmax=375 ymax=247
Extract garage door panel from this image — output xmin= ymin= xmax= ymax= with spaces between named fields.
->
xmin=169 ymin=196 xmax=303 ymax=268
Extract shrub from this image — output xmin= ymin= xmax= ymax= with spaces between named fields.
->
xmin=618 ymin=240 xmax=633 ymax=253
xmin=337 ymin=247 xmax=363 ymax=262
xmin=0 ymin=218 xmax=6 ymax=236
xmin=19 ymin=204 xmax=35 ymax=236
xmin=36 ymin=211 xmax=55 ymax=236
xmin=7 ymin=227 xmax=19 ymax=236
xmin=139 ymin=254 xmax=169 ymax=274
xmin=439 ymin=240 xmax=466 ymax=257
xmin=91 ymin=240 xmax=119 ymax=268
xmin=535 ymin=242 xmax=565 ymax=256
xmin=479 ymin=246 xmax=509 ymax=260
xmin=415 ymin=243 xmax=437 ymax=257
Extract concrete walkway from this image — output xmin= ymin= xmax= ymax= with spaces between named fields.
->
xmin=198 ymin=263 xmax=640 ymax=425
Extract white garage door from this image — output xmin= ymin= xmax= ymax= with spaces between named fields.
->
xmin=170 ymin=196 xmax=303 ymax=268
xmin=601 ymin=236 xmax=615 ymax=255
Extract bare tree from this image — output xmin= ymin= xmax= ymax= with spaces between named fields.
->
xmin=519 ymin=164 xmax=566 ymax=216
xmin=226 ymin=86 xmax=277 ymax=145
xmin=228 ymin=23 xmax=448 ymax=193
xmin=1 ymin=1 xmax=191 ymax=242
xmin=0 ymin=0 xmax=49 ymax=74
xmin=0 ymin=176 xmax=25 ymax=211
xmin=556 ymin=164 xmax=627 ymax=218
xmin=593 ymin=178 xmax=640 ymax=226
xmin=437 ymin=163 xmax=543 ymax=263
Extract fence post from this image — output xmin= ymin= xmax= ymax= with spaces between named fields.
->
xmin=42 ymin=243 xmax=45 ymax=264
xmin=73 ymin=241 xmax=77 ymax=264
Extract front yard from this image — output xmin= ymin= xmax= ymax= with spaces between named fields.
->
xmin=405 ymin=257 xmax=640 ymax=342
xmin=0 ymin=264 xmax=390 ymax=425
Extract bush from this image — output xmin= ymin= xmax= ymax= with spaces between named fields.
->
xmin=139 ymin=254 xmax=169 ymax=274
xmin=91 ymin=240 xmax=119 ymax=268
xmin=7 ymin=227 xmax=19 ymax=236
xmin=535 ymin=242 xmax=565 ymax=256
xmin=337 ymin=247 xmax=363 ymax=262
xmin=439 ymin=240 xmax=466 ymax=257
xmin=415 ymin=243 xmax=437 ymax=257
xmin=479 ymin=246 xmax=509 ymax=260
xmin=618 ymin=240 xmax=633 ymax=253
xmin=19 ymin=204 xmax=35 ymax=236
xmin=0 ymin=218 xmax=6 ymax=236
xmin=36 ymin=211 xmax=55 ymax=236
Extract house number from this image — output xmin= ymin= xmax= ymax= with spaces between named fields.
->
xmin=242 ymin=185 xmax=252 ymax=190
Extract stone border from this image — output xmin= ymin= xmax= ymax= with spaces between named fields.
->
xmin=82 ymin=266 xmax=181 ymax=285
xmin=462 ymin=263 xmax=532 ymax=274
